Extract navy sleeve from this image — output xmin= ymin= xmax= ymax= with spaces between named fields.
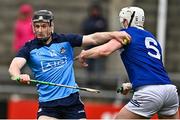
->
xmin=15 ymin=42 xmax=31 ymax=60
xmin=64 ymin=34 xmax=83 ymax=47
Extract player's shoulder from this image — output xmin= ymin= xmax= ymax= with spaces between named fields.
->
xmin=120 ymin=27 xmax=136 ymax=35
xmin=21 ymin=38 xmax=43 ymax=52
xmin=23 ymin=38 xmax=37 ymax=47
xmin=53 ymin=32 xmax=81 ymax=38
xmin=52 ymin=33 xmax=80 ymax=41
xmin=122 ymin=27 xmax=154 ymax=37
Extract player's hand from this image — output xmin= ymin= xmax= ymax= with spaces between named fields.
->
xmin=112 ymin=31 xmax=131 ymax=45
xmin=121 ymin=83 xmax=132 ymax=95
xmin=17 ymin=74 xmax=31 ymax=84
xmin=75 ymin=50 xmax=88 ymax=67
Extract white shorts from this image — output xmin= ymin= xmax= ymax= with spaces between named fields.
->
xmin=125 ymin=84 xmax=179 ymax=118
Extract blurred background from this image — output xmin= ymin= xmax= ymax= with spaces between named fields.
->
xmin=0 ymin=0 xmax=179 ymax=119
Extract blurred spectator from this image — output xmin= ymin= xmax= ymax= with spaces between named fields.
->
xmin=81 ymin=4 xmax=108 ymax=86
xmin=12 ymin=4 xmax=34 ymax=53
xmin=82 ymin=4 xmax=107 ymax=35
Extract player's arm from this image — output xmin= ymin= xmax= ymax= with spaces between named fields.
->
xmin=81 ymin=31 xmax=130 ymax=47
xmin=9 ymin=57 xmax=26 ymax=76
xmin=9 ymin=57 xmax=30 ymax=84
xmin=83 ymin=39 xmax=123 ymax=58
xmin=76 ymin=39 xmax=124 ymax=67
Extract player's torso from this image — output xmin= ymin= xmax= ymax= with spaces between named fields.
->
xmin=29 ymin=41 xmax=73 ymax=75
xmin=26 ymin=34 xmax=80 ymax=102
xmin=120 ymin=27 xmax=171 ymax=89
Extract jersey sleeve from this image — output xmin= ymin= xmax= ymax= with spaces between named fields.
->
xmin=64 ymin=34 xmax=83 ymax=47
xmin=119 ymin=28 xmax=131 ymax=46
xmin=15 ymin=42 xmax=31 ymax=60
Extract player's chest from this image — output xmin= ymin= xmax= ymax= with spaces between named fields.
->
xmin=29 ymin=43 xmax=73 ymax=63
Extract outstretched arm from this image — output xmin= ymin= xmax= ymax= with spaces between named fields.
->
xmin=81 ymin=31 xmax=130 ymax=47
xmin=76 ymin=39 xmax=125 ymax=67
xmin=82 ymin=39 xmax=122 ymax=58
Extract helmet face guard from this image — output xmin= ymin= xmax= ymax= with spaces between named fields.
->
xmin=32 ymin=10 xmax=54 ymax=44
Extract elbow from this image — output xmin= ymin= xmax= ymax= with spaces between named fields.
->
xmin=8 ymin=63 xmax=16 ymax=76
xmin=8 ymin=66 xmax=13 ymax=75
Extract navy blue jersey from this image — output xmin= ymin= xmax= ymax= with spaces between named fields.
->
xmin=120 ymin=27 xmax=171 ymax=89
xmin=16 ymin=33 xmax=83 ymax=102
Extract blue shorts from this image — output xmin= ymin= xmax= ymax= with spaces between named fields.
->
xmin=37 ymin=92 xmax=86 ymax=119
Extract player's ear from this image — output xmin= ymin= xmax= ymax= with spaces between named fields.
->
xmin=124 ymin=19 xmax=129 ymax=28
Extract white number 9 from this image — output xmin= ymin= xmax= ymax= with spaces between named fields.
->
xmin=145 ymin=37 xmax=161 ymax=60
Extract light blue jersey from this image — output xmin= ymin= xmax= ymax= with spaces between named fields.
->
xmin=120 ymin=27 xmax=171 ymax=90
xmin=16 ymin=33 xmax=82 ymax=102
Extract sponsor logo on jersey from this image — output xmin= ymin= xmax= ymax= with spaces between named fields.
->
xmin=41 ymin=57 xmax=67 ymax=72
